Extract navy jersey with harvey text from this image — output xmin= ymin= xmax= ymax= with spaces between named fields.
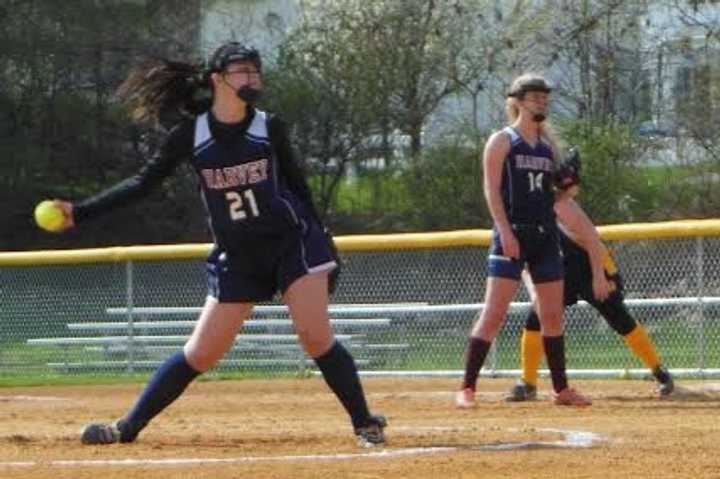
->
xmin=192 ymin=110 xmax=306 ymax=252
xmin=72 ymin=108 xmax=334 ymax=300
xmin=73 ymin=108 xmax=319 ymax=248
xmin=500 ymin=126 xmax=556 ymax=224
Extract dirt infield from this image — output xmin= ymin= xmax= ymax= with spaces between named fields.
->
xmin=1 ymin=377 xmax=719 ymax=479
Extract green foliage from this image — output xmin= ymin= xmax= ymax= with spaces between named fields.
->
xmin=399 ymin=141 xmax=488 ymax=230
xmin=317 ymin=131 xmax=488 ymax=232
xmin=559 ymin=118 xmax=661 ymax=223
xmin=263 ymin=40 xmax=378 ymax=218
xmin=2 ymin=1 xmax=719 ymax=251
xmin=322 ymin=116 xmax=718 ymax=232
xmin=0 ymin=0 xmax=205 ymax=251
xmin=316 ymin=169 xmax=410 ymax=232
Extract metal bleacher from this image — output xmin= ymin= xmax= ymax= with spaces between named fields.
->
xmin=26 ymin=304 xmax=419 ymax=373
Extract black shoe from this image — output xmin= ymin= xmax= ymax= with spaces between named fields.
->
xmin=354 ymin=414 xmax=387 ymax=448
xmin=81 ymin=422 xmax=121 ymax=445
xmin=505 ymin=380 xmax=538 ymax=402
xmin=654 ymin=366 xmax=674 ymax=397
xmin=81 ymin=419 xmax=137 ymax=444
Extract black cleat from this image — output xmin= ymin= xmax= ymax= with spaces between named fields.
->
xmin=505 ymin=380 xmax=538 ymax=402
xmin=354 ymin=414 xmax=387 ymax=448
xmin=654 ymin=366 xmax=674 ymax=397
xmin=81 ymin=422 xmax=121 ymax=445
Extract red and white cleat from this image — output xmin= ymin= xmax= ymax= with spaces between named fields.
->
xmin=455 ymin=387 xmax=476 ymax=409
xmin=553 ymin=387 xmax=592 ymax=407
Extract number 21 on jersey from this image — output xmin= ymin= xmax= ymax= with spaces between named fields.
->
xmin=226 ymin=190 xmax=260 ymax=221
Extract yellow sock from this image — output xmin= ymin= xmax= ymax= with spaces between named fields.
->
xmin=521 ymin=329 xmax=544 ymax=386
xmin=623 ymin=325 xmax=661 ymax=370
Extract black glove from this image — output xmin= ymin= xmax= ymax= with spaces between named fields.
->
xmin=554 ymin=147 xmax=581 ymax=190
xmin=324 ymin=227 xmax=341 ymax=295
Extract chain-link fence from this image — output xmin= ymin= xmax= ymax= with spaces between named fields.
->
xmin=2 ymin=223 xmax=720 ymax=382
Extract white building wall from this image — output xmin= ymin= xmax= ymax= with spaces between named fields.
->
xmin=640 ymin=2 xmax=720 ymax=127
xmin=199 ymin=0 xmax=301 ymax=58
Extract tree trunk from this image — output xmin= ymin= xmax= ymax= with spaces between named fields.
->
xmin=409 ymin=121 xmax=423 ymax=161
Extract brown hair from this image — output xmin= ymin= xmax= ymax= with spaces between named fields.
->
xmin=117 ymin=59 xmax=210 ymax=124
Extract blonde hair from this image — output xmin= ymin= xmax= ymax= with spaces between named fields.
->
xmin=504 ymin=73 xmax=564 ymax=159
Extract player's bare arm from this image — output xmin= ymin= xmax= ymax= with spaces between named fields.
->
xmin=483 ymin=131 xmax=518 ymax=258
xmin=555 ymin=198 xmax=610 ymax=301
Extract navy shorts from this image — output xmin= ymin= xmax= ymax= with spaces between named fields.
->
xmin=487 ymin=223 xmax=564 ymax=284
xmin=206 ymin=218 xmax=337 ymax=303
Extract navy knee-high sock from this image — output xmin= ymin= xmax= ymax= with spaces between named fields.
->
xmin=462 ymin=337 xmax=492 ymax=390
xmin=543 ymin=335 xmax=568 ymax=393
xmin=314 ymin=341 xmax=371 ymax=429
xmin=118 ymin=351 xmax=200 ymax=442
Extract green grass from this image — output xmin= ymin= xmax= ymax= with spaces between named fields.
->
xmin=0 ymin=371 xmax=155 ymax=388
xmin=2 ymin=314 xmax=717 ymax=386
xmin=394 ymin=317 xmax=720 ymax=371
xmin=0 ymin=342 xmax=307 ymax=387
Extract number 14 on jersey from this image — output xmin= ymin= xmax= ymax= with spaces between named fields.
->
xmin=528 ymin=172 xmax=544 ymax=192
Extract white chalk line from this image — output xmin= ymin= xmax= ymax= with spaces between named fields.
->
xmin=686 ymin=382 xmax=720 ymax=393
xmin=0 ymin=448 xmax=454 ymax=468
xmin=0 ymin=396 xmax=68 ymax=402
xmin=0 ymin=429 xmax=606 ymax=469
xmin=371 ymin=390 xmax=551 ymax=401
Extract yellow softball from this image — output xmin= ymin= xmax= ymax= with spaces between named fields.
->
xmin=34 ymin=200 xmax=66 ymax=232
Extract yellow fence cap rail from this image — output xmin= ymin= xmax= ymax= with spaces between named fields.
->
xmin=597 ymin=218 xmax=720 ymax=241
xmin=336 ymin=229 xmax=493 ymax=251
xmin=2 ymin=219 xmax=720 ymax=266
xmin=0 ymin=244 xmax=212 ymax=266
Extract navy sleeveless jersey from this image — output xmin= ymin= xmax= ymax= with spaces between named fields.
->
xmin=500 ymin=126 xmax=556 ymax=224
xmin=192 ymin=109 xmax=306 ymax=251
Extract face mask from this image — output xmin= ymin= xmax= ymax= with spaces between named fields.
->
xmin=236 ymin=86 xmax=262 ymax=104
